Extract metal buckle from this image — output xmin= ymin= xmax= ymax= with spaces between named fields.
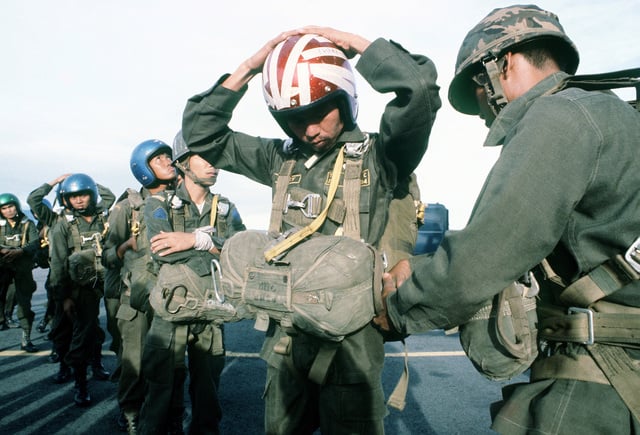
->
xmin=567 ymin=307 xmax=594 ymax=345
xmin=624 ymin=236 xmax=640 ymax=274
xmin=285 ymin=193 xmax=321 ymax=218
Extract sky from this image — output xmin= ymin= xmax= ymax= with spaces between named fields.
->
xmin=2 ymin=0 xmax=638 ymax=230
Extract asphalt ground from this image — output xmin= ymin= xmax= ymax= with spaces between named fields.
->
xmin=0 ymin=268 xmax=528 ymax=434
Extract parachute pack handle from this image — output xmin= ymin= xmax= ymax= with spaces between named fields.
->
xmin=210 ymin=258 xmax=225 ymax=304
xmin=264 ymin=146 xmax=345 ymax=262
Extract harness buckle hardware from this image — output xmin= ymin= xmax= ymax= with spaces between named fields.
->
xmin=285 ymin=193 xmax=321 ymax=218
xmin=624 ymin=236 xmax=640 ymax=274
xmin=567 ymin=307 xmax=595 ymax=345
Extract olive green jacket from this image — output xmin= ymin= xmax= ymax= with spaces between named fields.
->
xmin=387 ymin=72 xmax=640 ymax=333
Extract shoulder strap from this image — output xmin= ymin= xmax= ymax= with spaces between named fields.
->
xmin=269 ymin=160 xmax=296 ymax=237
xmin=553 ymin=67 xmax=640 ymax=111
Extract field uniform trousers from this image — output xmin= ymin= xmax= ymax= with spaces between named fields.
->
xmin=139 ymin=315 xmax=225 ymax=435
xmin=116 ymin=293 xmax=152 ymax=414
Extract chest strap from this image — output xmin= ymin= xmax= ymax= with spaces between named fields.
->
xmin=264 ymin=147 xmax=345 ymax=262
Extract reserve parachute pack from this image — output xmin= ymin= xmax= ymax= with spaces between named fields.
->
xmin=149 ymin=193 xmax=240 ymax=323
xmin=65 ymin=212 xmax=108 ymax=287
xmin=456 ymin=67 xmax=640 ymax=382
xmin=219 ymin=230 xmax=384 ymax=341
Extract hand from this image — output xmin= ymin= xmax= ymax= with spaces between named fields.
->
xmin=1 ymin=248 xmax=22 ymax=262
xmin=49 ymin=173 xmax=72 ymax=186
xmin=116 ymin=236 xmax=138 ymax=259
xmin=372 ymin=259 xmax=412 ymax=332
xmin=295 ymin=26 xmax=371 ymax=58
xmin=150 ymin=231 xmax=196 ymax=256
xmin=223 ymin=30 xmax=296 ymax=91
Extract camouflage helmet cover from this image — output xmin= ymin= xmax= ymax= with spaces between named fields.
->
xmin=449 ymin=4 xmax=580 ymax=115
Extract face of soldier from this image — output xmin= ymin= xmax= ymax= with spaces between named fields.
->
xmin=474 ymin=86 xmax=497 ymax=128
xmin=68 ymin=193 xmax=91 ymax=212
xmin=149 ymin=152 xmax=176 ymax=183
xmin=0 ymin=204 xmax=17 ymax=221
xmin=286 ymin=100 xmax=344 ymax=153
xmin=188 ymin=154 xmax=219 ymax=186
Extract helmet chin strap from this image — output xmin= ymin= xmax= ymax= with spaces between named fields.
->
xmin=174 ymin=161 xmax=216 ymax=187
xmin=482 ymin=56 xmax=509 ymax=116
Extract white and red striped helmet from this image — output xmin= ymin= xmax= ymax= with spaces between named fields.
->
xmin=262 ymin=34 xmax=358 ymax=133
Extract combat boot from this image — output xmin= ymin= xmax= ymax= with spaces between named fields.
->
xmin=167 ymin=411 xmax=184 ymax=435
xmin=124 ymin=411 xmax=138 ymax=435
xmin=73 ymin=365 xmax=91 ymax=407
xmin=20 ymin=329 xmax=38 ymax=353
xmin=52 ymin=362 xmax=73 ymax=384
xmin=91 ymin=346 xmax=111 ymax=380
xmin=36 ymin=316 xmax=50 ymax=333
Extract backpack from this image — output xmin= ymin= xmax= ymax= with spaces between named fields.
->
xmin=456 ymin=67 xmax=640 ymax=382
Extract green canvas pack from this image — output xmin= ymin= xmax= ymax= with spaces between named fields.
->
xmin=219 ymin=230 xmax=384 ymax=342
xmin=458 ymin=274 xmax=539 ymax=381
xmin=149 ymin=261 xmax=238 ymax=324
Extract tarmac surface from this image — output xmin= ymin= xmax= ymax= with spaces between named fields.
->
xmin=0 ymin=268 xmax=528 ymax=434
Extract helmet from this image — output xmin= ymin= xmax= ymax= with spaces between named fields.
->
xmin=0 ymin=193 xmax=22 ymax=214
xmin=262 ymin=34 xmax=358 ymax=136
xmin=130 ymin=139 xmax=173 ymax=187
xmin=59 ymin=173 xmax=99 ymax=210
xmin=172 ymin=130 xmax=190 ymax=165
xmin=449 ymin=4 xmax=579 ymax=115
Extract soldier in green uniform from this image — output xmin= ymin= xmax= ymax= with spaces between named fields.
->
xmin=139 ymin=133 xmax=246 ymax=435
xmin=48 ymin=173 xmax=111 ymax=407
xmin=102 ymin=139 xmax=176 ymax=434
xmin=0 ymin=193 xmax=39 ymax=351
xmin=181 ymin=26 xmax=440 ymax=434
xmin=28 ymin=174 xmax=116 ymax=367
xmin=376 ymin=5 xmax=640 ymax=434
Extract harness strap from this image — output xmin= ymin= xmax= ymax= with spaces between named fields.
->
xmin=341 ymin=158 xmax=363 ymax=240
xmin=538 ymin=303 xmax=640 ymax=346
xmin=531 ymin=352 xmax=610 ymax=385
xmin=210 ymin=194 xmax=219 ymax=228
xmin=307 ymin=342 xmax=340 ymax=385
xmin=269 ymin=160 xmax=296 ymax=237
xmin=588 ymin=344 xmax=640 ymax=423
xmin=558 ymin=255 xmax=639 ymax=307
xmin=386 ymin=340 xmax=410 ymax=411
xmin=264 ymin=147 xmax=345 ymax=262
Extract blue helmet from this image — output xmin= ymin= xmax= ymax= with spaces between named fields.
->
xmin=59 ymin=173 xmax=99 ymax=210
xmin=130 ymin=139 xmax=173 ymax=187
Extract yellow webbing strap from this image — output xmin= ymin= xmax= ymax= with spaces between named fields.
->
xmin=387 ymin=340 xmax=410 ymax=411
xmin=264 ymin=147 xmax=345 ymax=262
xmin=210 ymin=194 xmax=219 ymax=228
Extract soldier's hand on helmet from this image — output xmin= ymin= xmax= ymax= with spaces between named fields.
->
xmin=225 ymin=31 xmax=297 ymax=91
xmin=49 ymin=173 xmax=72 ymax=187
xmin=150 ymin=231 xmax=196 ymax=256
xmin=296 ymin=26 xmax=371 ymax=58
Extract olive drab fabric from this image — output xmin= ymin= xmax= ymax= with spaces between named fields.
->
xmin=220 ymin=230 xmax=383 ymax=341
xmin=458 ymin=274 xmax=539 ymax=381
